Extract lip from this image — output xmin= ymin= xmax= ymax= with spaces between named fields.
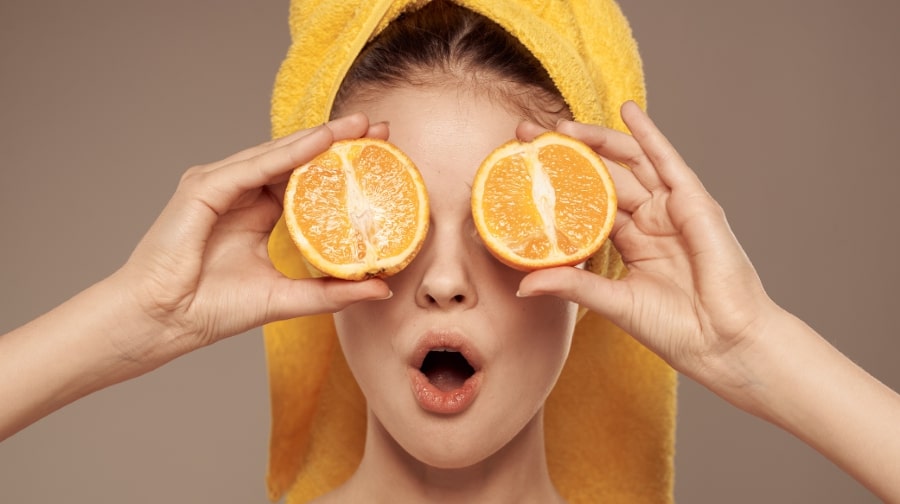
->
xmin=408 ymin=331 xmax=484 ymax=415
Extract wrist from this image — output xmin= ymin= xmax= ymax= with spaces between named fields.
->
xmin=0 ymin=272 xmax=188 ymax=439
xmin=688 ymin=301 xmax=797 ymax=418
xmin=691 ymin=303 xmax=900 ymax=501
xmin=99 ymin=269 xmax=199 ymax=373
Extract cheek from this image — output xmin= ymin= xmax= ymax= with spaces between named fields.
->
xmin=477 ymin=259 xmax=578 ymax=372
xmin=333 ymin=304 xmax=391 ymax=389
xmin=513 ymin=291 xmax=578 ymax=339
xmin=501 ymin=295 xmax=578 ymax=381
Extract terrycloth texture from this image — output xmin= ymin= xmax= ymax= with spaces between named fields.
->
xmin=264 ymin=1 xmax=677 ymax=503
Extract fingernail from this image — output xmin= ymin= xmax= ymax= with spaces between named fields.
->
xmin=377 ymin=289 xmax=394 ymax=300
xmin=515 ymin=289 xmax=528 ymax=298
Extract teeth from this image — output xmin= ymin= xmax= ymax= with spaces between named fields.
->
xmin=432 ymin=347 xmax=455 ymax=352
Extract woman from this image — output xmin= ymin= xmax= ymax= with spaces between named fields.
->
xmin=1 ymin=1 xmax=898 ymax=503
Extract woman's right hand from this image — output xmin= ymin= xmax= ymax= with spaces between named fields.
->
xmin=110 ymin=113 xmax=391 ymax=366
xmin=0 ymin=113 xmax=391 ymax=440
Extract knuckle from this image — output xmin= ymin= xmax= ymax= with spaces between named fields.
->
xmin=177 ymin=164 xmax=215 ymax=193
xmin=179 ymin=165 xmax=205 ymax=186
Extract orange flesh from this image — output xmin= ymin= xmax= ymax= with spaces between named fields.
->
xmin=480 ymin=143 xmax=610 ymax=261
xmin=288 ymin=144 xmax=422 ymax=267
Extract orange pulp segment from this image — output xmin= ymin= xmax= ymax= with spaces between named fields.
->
xmin=283 ymin=138 xmax=429 ymax=280
xmin=471 ymin=131 xmax=617 ymax=270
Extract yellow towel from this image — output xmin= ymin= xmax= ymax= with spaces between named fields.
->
xmin=264 ymin=1 xmax=677 ymax=502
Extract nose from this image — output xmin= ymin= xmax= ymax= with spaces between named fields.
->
xmin=414 ymin=225 xmax=478 ymax=310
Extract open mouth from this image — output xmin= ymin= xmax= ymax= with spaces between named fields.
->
xmin=419 ymin=349 xmax=476 ymax=392
xmin=409 ymin=334 xmax=483 ymax=414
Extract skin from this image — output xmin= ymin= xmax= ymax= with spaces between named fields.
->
xmin=0 ymin=115 xmax=392 ymax=441
xmin=519 ymin=103 xmax=900 ymax=502
xmin=0 ymin=92 xmax=898 ymax=501
xmin=326 ymin=83 xmax=575 ymax=503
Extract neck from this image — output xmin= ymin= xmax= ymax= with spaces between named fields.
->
xmin=330 ymin=409 xmax=564 ymax=504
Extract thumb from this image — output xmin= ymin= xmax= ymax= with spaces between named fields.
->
xmin=518 ymin=267 xmax=634 ymax=325
xmin=265 ymin=277 xmax=393 ymax=322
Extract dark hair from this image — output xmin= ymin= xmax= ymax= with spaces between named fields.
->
xmin=332 ymin=0 xmax=571 ymax=124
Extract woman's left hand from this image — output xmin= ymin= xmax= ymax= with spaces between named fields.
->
xmin=516 ymin=102 xmax=779 ymax=382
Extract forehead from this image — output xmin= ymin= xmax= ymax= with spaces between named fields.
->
xmin=339 ymin=85 xmax=523 ymax=210
xmin=346 ymin=84 xmax=521 ymax=150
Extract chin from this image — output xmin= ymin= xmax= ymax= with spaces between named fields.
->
xmin=385 ymin=407 xmax=536 ymax=472
xmin=401 ymin=434 xmax=501 ymax=470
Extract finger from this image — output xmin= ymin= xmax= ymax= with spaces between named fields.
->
xmin=199 ymin=123 xmax=330 ymax=174
xmin=519 ymin=117 xmax=652 ymax=214
xmin=556 ymin=118 xmax=667 ymax=193
xmin=263 ymin=116 xmax=391 ymax=196
xmin=517 ymin=267 xmax=633 ymax=327
xmin=266 ymin=277 xmax=393 ymax=321
xmin=146 ymin=125 xmax=333 ymax=256
xmin=367 ymin=121 xmax=390 ymax=141
xmin=185 ymin=125 xmax=335 ymax=218
xmin=260 ymin=118 xmax=392 ymax=206
xmin=244 ymin=116 xmax=392 ymax=217
xmin=609 ymin=207 xmax=634 ymax=239
xmin=516 ymin=120 xmax=550 ymax=141
xmin=324 ymin=112 xmax=373 ymax=142
xmin=203 ymin=112 xmax=375 ymax=175
xmin=607 ymin=161 xmax=651 ymax=214
xmin=620 ymin=101 xmax=705 ymax=192
xmin=555 ymin=119 xmax=641 ymax=163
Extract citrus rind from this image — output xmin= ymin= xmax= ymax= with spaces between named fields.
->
xmin=283 ymin=138 xmax=430 ymax=280
xmin=471 ymin=131 xmax=617 ymax=271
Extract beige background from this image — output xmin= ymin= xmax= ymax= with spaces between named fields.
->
xmin=1 ymin=1 xmax=898 ymax=502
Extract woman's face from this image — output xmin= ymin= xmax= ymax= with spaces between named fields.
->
xmin=333 ymin=83 xmax=578 ymax=469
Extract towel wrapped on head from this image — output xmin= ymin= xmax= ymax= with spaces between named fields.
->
xmin=264 ymin=0 xmax=676 ymax=502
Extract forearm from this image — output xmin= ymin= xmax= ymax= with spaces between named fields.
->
xmin=0 ymin=274 xmax=176 ymax=441
xmin=707 ymin=307 xmax=900 ymax=502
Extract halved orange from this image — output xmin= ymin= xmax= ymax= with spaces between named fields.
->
xmin=471 ymin=132 xmax=617 ymax=270
xmin=283 ymin=138 xmax=429 ymax=280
